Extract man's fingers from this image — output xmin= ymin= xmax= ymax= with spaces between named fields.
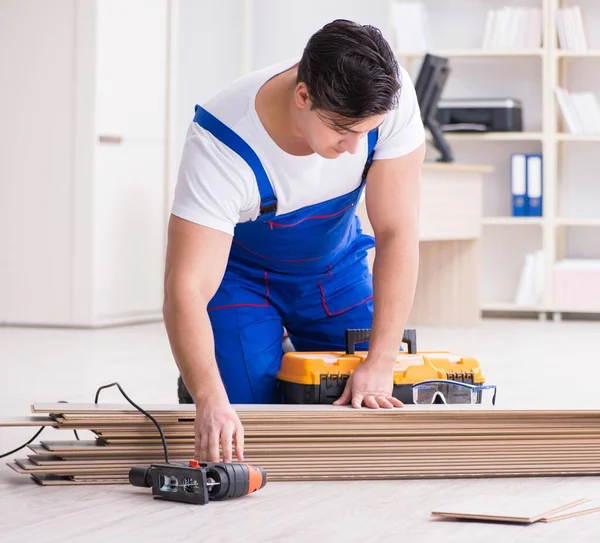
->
xmin=376 ymin=395 xmax=394 ymax=409
xmin=363 ymin=395 xmax=379 ymax=409
xmin=390 ymin=397 xmax=404 ymax=408
xmin=234 ymin=422 xmax=245 ymax=461
xmin=220 ymin=422 xmax=234 ymax=464
xmin=207 ymin=430 xmax=221 ymax=462
xmin=351 ymin=393 xmax=365 ymax=409
xmin=196 ymin=432 xmax=208 ymax=462
xmin=333 ymin=381 xmax=352 ymax=406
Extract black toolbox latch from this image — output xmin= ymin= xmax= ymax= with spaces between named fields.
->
xmin=319 ymin=374 xmax=349 ymax=403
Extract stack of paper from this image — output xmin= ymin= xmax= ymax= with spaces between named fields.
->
xmin=514 ymin=250 xmax=545 ymax=307
xmin=481 ymin=7 xmax=542 ymax=49
xmin=556 ymin=6 xmax=588 ymax=51
xmin=392 ymin=1 xmax=430 ymax=53
xmin=555 ymin=87 xmax=600 ymax=134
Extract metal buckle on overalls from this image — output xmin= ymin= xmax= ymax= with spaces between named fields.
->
xmin=259 ymin=197 xmax=278 ymax=216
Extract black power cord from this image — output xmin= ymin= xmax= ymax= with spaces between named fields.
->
xmin=1 ymin=382 xmax=170 ymax=463
xmin=0 ymin=426 xmax=47 ymax=459
xmin=94 ymin=382 xmax=169 ymax=463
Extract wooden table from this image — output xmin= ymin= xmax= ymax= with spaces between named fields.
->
xmin=358 ymin=162 xmax=493 ymax=327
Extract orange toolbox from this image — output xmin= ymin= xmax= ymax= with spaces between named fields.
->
xmin=276 ymin=328 xmax=485 ymax=404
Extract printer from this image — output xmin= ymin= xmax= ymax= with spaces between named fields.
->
xmin=435 ymin=98 xmax=523 ymax=132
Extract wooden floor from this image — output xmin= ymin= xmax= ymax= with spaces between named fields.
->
xmin=2 ymin=318 xmax=600 ymax=542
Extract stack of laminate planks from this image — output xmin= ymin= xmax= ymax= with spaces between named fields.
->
xmin=5 ymin=402 xmax=600 ymax=486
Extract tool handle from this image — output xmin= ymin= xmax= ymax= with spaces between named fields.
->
xmin=345 ymin=328 xmax=417 ymax=355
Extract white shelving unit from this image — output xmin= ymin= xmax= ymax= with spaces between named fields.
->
xmin=392 ymin=0 xmax=600 ymax=320
xmin=446 ymin=132 xmax=544 ymax=141
xmin=400 ymin=49 xmax=545 ymax=58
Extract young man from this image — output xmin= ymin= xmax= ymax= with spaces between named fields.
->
xmin=163 ymin=20 xmax=425 ymax=463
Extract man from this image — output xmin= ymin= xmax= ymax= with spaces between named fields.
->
xmin=163 ymin=19 xmax=425 ymax=464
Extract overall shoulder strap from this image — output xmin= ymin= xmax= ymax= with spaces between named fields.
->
xmin=368 ymin=127 xmax=379 ymax=157
xmin=362 ymin=127 xmax=379 ymax=180
xmin=193 ymin=105 xmax=277 ymax=218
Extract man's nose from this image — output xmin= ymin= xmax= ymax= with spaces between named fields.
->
xmin=341 ymin=137 xmax=360 ymax=155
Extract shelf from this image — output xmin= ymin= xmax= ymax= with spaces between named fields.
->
xmin=482 ymin=303 xmax=600 ymax=315
xmin=557 ymin=134 xmax=600 ymax=142
xmin=481 ymin=303 xmax=545 ymax=312
xmin=553 ymin=307 xmax=600 ymax=314
xmin=557 ymin=50 xmax=600 ymax=58
xmin=445 ymin=132 xmax=543 ymax=142
xmin=483 ymin=217 xmax=544 ymax=226
xmin=556 ymin=218 xmax=600 ymax=227
xmin=396 ymin=49 xmax=544 ymax=59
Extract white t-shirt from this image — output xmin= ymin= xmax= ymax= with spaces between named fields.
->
xmin=171 ymin=57 xmax=425 ymax=236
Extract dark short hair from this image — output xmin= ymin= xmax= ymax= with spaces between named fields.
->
xmin=297 ymin=19 xmax=401 ymax=129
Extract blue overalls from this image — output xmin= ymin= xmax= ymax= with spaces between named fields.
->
xmin=194 ymin=105 xmax=379 ymax=404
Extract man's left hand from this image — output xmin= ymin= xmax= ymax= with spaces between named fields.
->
xmin=332 ymin=361 xmax=404 ymax=409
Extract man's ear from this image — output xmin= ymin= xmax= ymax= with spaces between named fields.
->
xmin=294 ymin=82 xmax=311 ymax=109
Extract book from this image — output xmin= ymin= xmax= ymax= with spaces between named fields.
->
xmin=481 ymin=7 xmax=542 ymax=50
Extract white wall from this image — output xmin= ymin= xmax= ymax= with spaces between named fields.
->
xmin=0 ymin=0 xmax=170 ymax=326
xmin=175 ymin=0 xmax=246 ymax=160
xmin=250 ymin=0 xmax=390 ymax=70
xmin=0 ymin=0 xmax=77 ymax=323
xmin=173 ymin=0 xmax=392 ymax=158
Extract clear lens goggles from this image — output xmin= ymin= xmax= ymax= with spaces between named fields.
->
xmin=412 ymin=380 xmax=497 ymax=406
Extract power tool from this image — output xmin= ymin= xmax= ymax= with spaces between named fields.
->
xmin=129 ymin=460 xmax=267 ymax=505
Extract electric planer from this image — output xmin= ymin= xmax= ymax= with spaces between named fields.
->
xmin=276 ymin=329 xmax=485 ymax=404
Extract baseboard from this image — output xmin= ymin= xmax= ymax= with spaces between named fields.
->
xmin=0 ymin=312 xmax=164 ymax=329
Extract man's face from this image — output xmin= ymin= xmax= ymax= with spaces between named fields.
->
xmin=305 ymin=110 xmax=385 ymax=159
xmin=294 ymin=84 xmax=385 ymax=159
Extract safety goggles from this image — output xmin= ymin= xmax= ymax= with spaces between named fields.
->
xmin=412 ymin=380 xmax=497 ymax=406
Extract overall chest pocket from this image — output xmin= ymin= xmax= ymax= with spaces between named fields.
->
xmin=317 ymin=260 xmax=374 ymax=317
xmin=265 ymin=202 xmax=356 ymax=229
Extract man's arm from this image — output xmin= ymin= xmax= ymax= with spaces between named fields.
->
xmin=364 ymin=142 xmax=425 ymax=369
xmin=163 ymin=214 xmax=244 ymax=462
xmin=163 ymin=214 xmax=232 ymax=401
xmin=333 ymin=142 xmax=425 ymax=409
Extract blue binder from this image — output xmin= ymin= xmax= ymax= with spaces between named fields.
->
xmin=526 ymin=154 xmax=543 ymax=217
xmin=511 ymin=153 xmax=528 ymax=216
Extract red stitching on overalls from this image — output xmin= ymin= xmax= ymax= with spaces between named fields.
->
xmin=233 ymin=219 xmax=355 ymax=263
xmin=317 ymin=265 xmax=373 ymax=317
xmin=208 ymin=270 xmax=269 ymax=312
xmin=232 ymin=240 xmax=323 ymax=263
xmin=318 ymin=283 xmax=373 ymax=317
xmin=266 ymin=203 xmax=355 ymax=229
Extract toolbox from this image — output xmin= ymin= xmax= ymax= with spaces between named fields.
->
xmin=276 ymin=329 xmax=485 ymax=404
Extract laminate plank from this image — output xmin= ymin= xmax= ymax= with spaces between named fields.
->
xmin=430 ymin=495 xmax=588 ymax=523
xmin=30 ymin=474 xmax=129 ymax=486
xmin=541 ymin=500 xmax=600 ymax=522
xmin=0 ymin=416 xmax=57 ymax=427
xmin=31 ymin=402 xmax=600 ymax=415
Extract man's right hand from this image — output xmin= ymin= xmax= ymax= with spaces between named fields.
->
xmin=194 ymin=395 xmax=245 ymax=463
